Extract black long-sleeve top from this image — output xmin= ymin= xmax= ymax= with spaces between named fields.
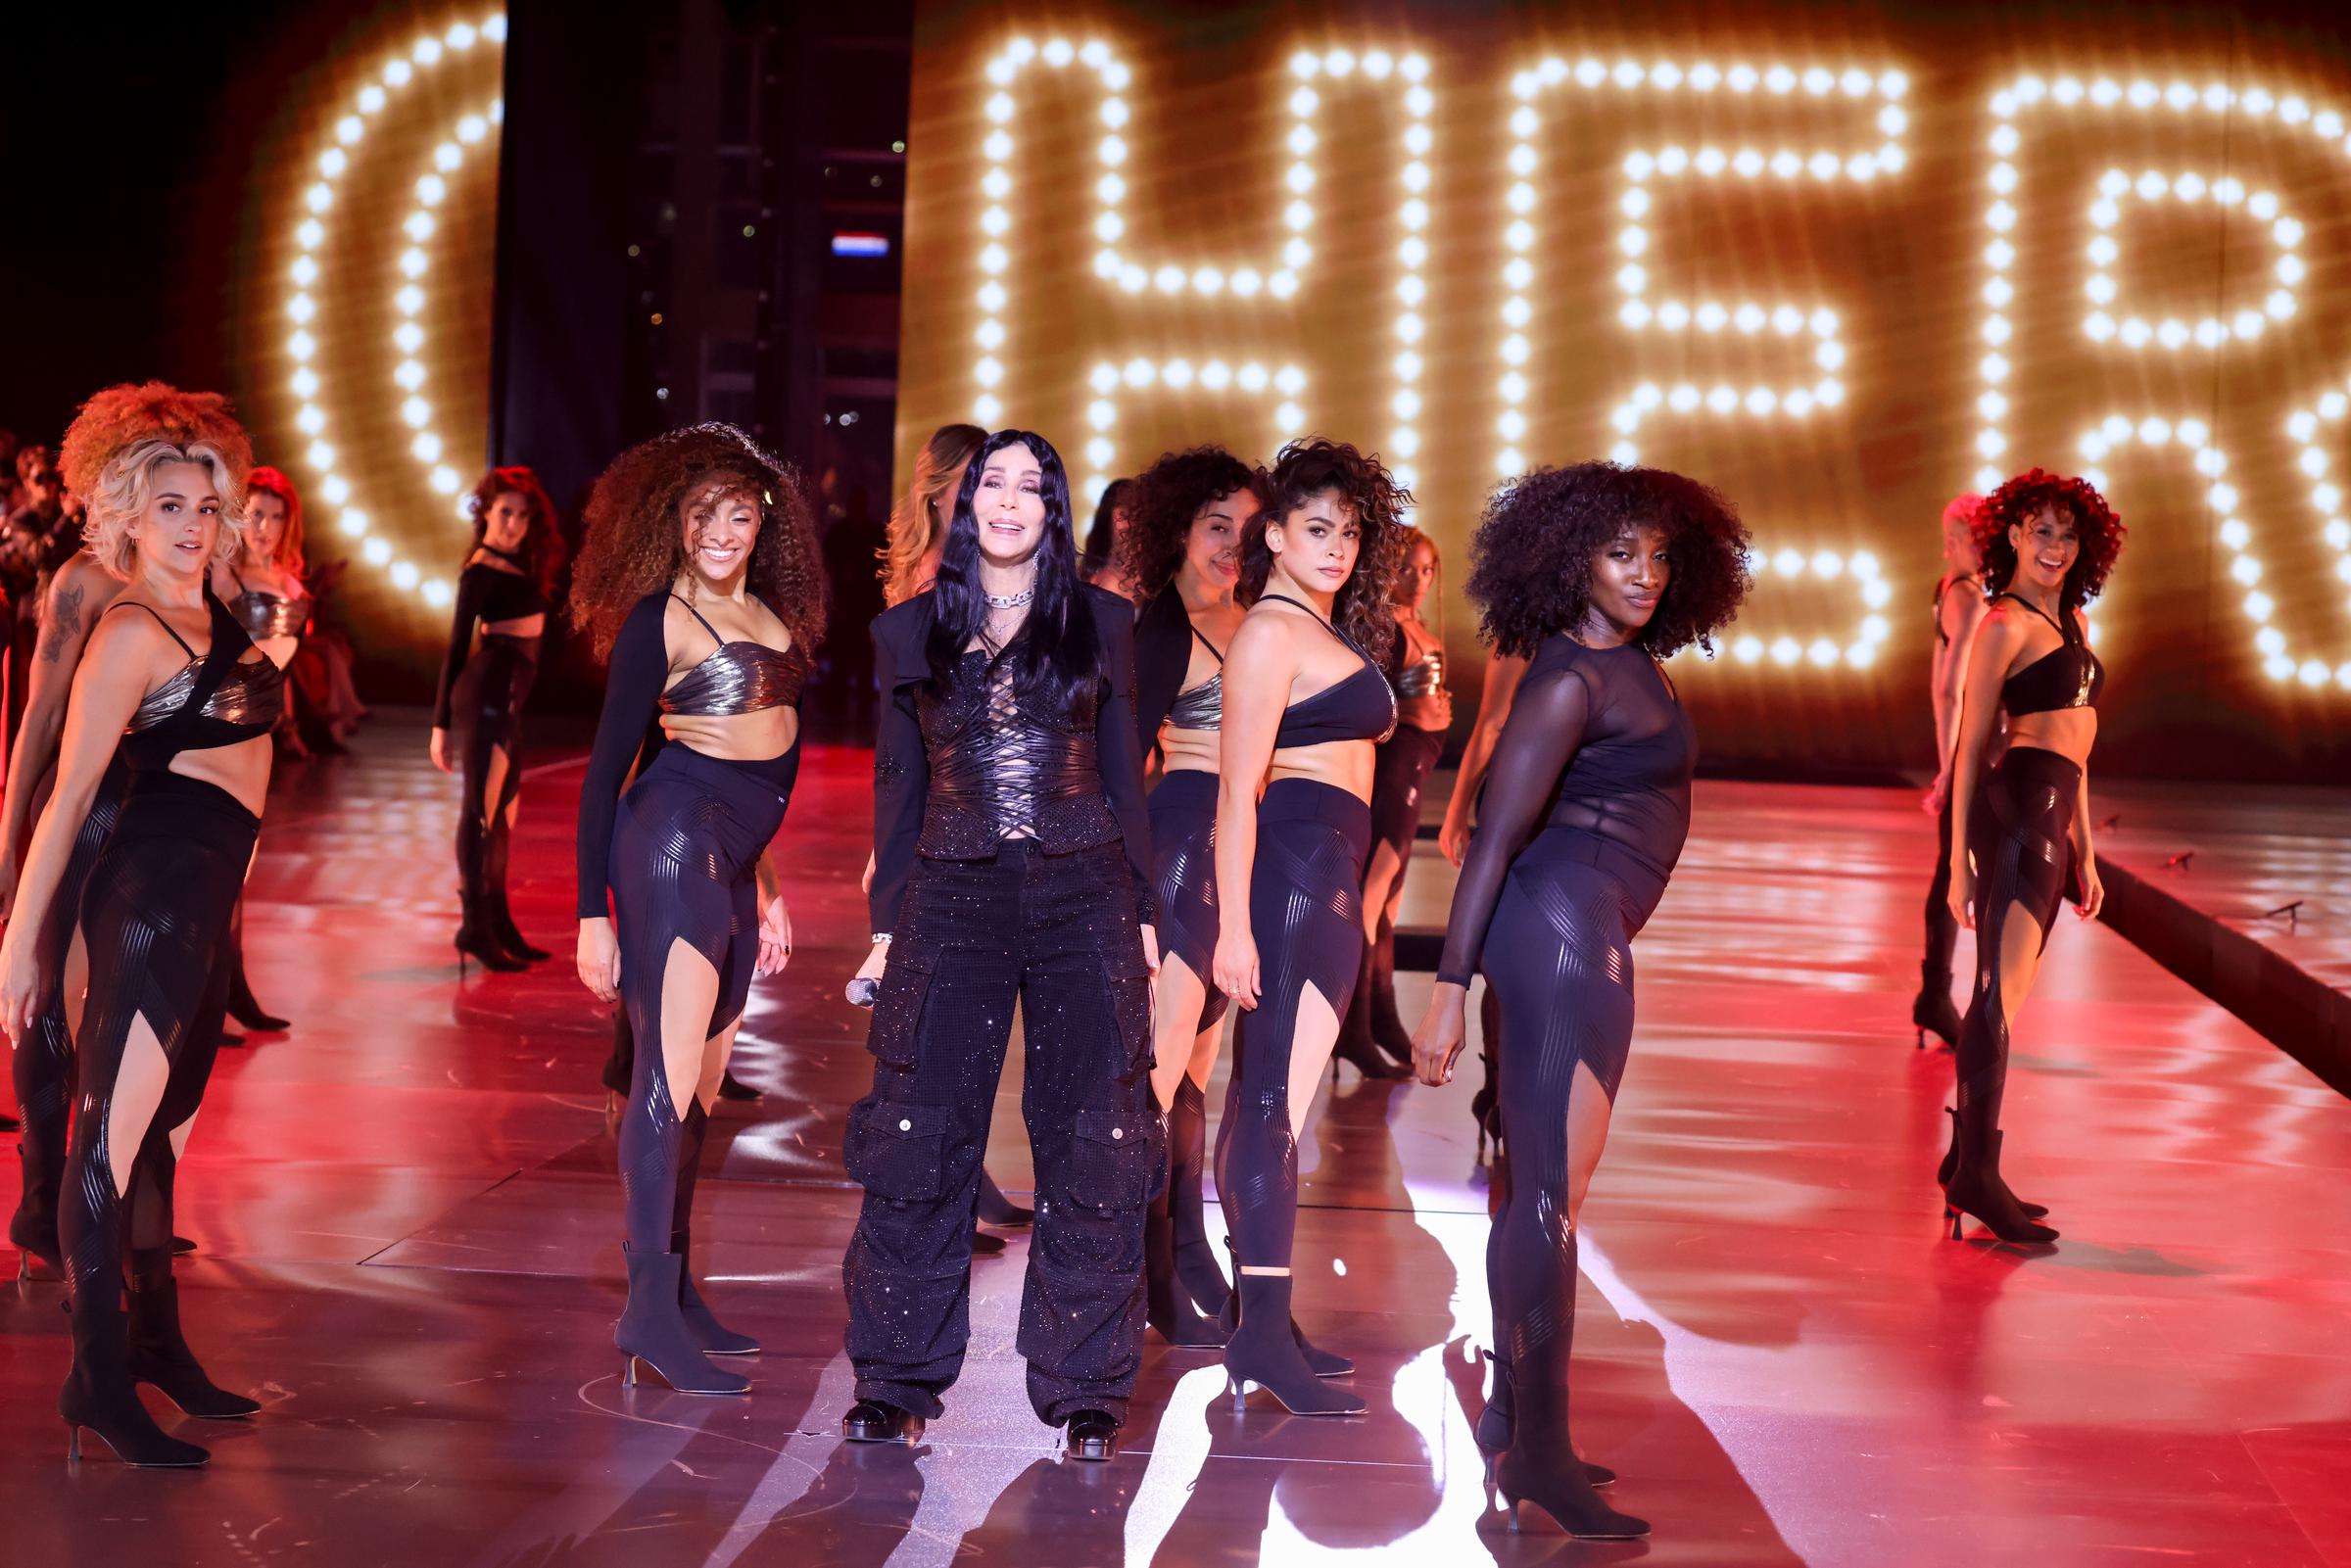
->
xmin=432 ymin=560 xmax=549 ymax=728
xmin=868 ymin=584 xmax=1156 ymax=935
xmin=1130 ymin=583 xmax=1193 ymax=757
xmin=574 ymin=594 xmax=681 ymax=919
xmin=1434 ymin=634 xmax=1696 ymax=986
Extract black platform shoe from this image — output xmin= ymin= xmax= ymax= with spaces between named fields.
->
xmin=1062 ymin=1409 xmax=1120 ymax=1461
xmin=841 ymin=1399 xmax=926 ymax=1445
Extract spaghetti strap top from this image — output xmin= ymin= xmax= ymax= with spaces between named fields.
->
xmin=1167 ymin=625 xmax=1224 ymax=732
xmin=1933 ymin=572 xmax=1979 ymax=648
xmin=1996 ymin=594 xmax=2104 ymax=715
xmin=226 ymin=565 xmax=308 ymax=642
xmin=658 ymin=594 xmax=809 ymax=717
xmin=1263 ymin=594 xmax=1397 ymax=747
xmin=114 ymin=595 xmax=283 ymax=771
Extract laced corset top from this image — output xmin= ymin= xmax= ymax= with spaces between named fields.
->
xmin=1266 ymin=595 xmax=1397 ymax=747
xmin=1435 ymin=635 xmax=1695 ymax=985
xmin=116 ymin=595 xmax=284 ymax=771
xmin=1166 ymin=625 xmax=1225 ymax=732
xmin=921 ymin=641 xmax=1102 ymax=844
xmin=1997 ymin=594 xmax=2103 ymax=716
xmin=226 ymin=566 xmax=307 ymax=641
xmin=658 ymin=594 xmax=809 ymax=717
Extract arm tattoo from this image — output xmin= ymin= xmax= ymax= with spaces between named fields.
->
xmin=38 ymin=583 xmax=84 ymax=664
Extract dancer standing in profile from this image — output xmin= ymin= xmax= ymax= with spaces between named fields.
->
xmin=1079 ymin=476 xmax=1138 ymax=597
xmin=839 ymin=430 xmax=1158 ymax=1461
xmin=433 ymin=466 xmax=565 ymax=972
xmin=1914 ymin=494 xmax=1990 ymax=1049
xmin=1210 ymin=438 xmax=1406 ymax=1416
xmin=1123 ymin=446 xmax=1258 ymax=1347
xmin=1436 ymin=641 xmax=1531 ymax=1164
xmin=0 ymin=383 xmax=283 ymax=1466
xmin=0 ymin=519 xmax=128 ymax=1275
xmin=1943 ymin=470 xmax=2122 ymax=1243
xmin=571 ymin=425 xmax=822 ymax=1396
xmin=1339 ymin=527 xmax=1451 ymax=1077
xmin=1415 ymin=461 xmax=1750 ymax=1539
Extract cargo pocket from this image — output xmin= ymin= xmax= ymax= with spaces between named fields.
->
xmin=1059 ymin=1106 xmax=1159 ymax=1211
xmin=843 ymin=1099 xmax=951 ymax=1202
xmin=1102 ymin=944 xmax=1156 ymax=1078
xmin=866 ymin=941 xmax=939 ymax=1069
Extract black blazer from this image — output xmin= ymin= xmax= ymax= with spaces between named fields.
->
xmin=1131 ymin=583 xmax=1195 ymax=758
xmin=868 ymin=583 xmax=1156 ymax=934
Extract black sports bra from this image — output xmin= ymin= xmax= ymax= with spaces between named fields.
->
xmin=1997 ymin=594 xmax=2103 ymax=715
xmin=659 ymin=594 xmax=808 ymax=717
xmin=1933 ymin=573 xmax=1979 ymax=649
xmin=114 ymin=595 xmax=284 ymax=771
xmin=1266 ymin=594 xmax=1397 ymax=748
xmin=1167 ymin=626 xmax=1224 ymax=732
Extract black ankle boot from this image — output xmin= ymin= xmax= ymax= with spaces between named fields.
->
xmin=1476 ymin=1350 xmax=1614 ymax=1487
xmin=1367 ymin=927 xmax=1415 ymax=1068
xmin=1911 ymin=965 xmax=1962 ymax=1050
xmin=1145 ymin=1198 xmax=1223 ymax=1348
xmin=671 ymin=1228 xmax=758 ymax=1355
xmin=1333 ymin=939 xmax=1410 ymax=1081
xmin=488 ymin=891 xmax=552 ymax=965
xmin=976 ymin=1168 xmax=1032 ymax=1227
xmin=1943 ymin=1125 xmax=2058 ymax=1244
xmin=616 ymin=1246 xmax=749 ymax=1394
xmin=1222 ymin=1253 xmax=1364 ymax=1416
xmin=1935 ymin=1107 xmax=2045 ymax=1219
xmin=1491 ymin=1378 xmax=1647 ymax=1538
xmin=61 ymin=1283 xmax=209 ymax=1467
xmin=1217 ymin=1272 xmax=1353 ymax=1377
xmin=127 ymin=1271 xmax=259 ymax=1419
xmin=455 ymin=886 xmax=528 ymax=974
xmin=226 ymin=959 xmax=291 ymax=1033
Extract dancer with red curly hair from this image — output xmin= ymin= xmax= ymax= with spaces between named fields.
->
xmin=1209 ymin=438 xmax=1408 ymax=1416
xmin=1413 ymin=461 xmax=1751 ymax=1539
xmin=1942 ymin=470 xmax=2124 ymax=1244
xmin=0 ymin=383 xmax=283 ymax=1465
xmin=570 ymin=425 xmax=823 ymax=1396
xmin=432 ymin=466 xmax=566 ymax=971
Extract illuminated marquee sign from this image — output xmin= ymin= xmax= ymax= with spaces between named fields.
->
xmin=924 ymin=30 xmax=2351 ymax=692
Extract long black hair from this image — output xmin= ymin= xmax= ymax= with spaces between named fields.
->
xmin=1080 ymin=476 xmax=1136 ymax=576
xmin=924 ymin=429 xmax=1099 ymax=711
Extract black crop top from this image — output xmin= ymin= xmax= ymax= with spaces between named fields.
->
xmin=869 ymin=585 xmax=1156 ymax=934
xmin=576 ymin=592 xmax=804 ymax=919
xmin=1435 ymin=635 xmax=1694 ymax=986
xmin=1996 ymin=594 xmax=2103 ymax=716
xmin=113 ymin=594 xmax=284 ymax=772
xmin=1266 ymin=594 xmax=1396 ymax=748
xmin=1933 ymin=572 xmax=1979 ymax=649
xmin=658 ymin=594 xmax=809 ymax=717
xmin=432 ymin=558 xmax=550 ymax=728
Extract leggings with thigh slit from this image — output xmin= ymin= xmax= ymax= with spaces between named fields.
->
xmin=610 ymin=743 xmax=794 ymax=1254
xmin=455 ymin=633 xmax=538 ymax=910
xmin=1146 ymin=768 xmax=1225 ymax=1036
xmin=59 ymin=772 xmax=254 ymax=1307
xmin=1216 ymin=779 xmax=1371 ymax=1274
xmin=1955 ymin=745 xmax=2079 ymax=1133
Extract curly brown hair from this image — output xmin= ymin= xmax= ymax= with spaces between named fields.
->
xmin=1467 ymin=462 xmax=1751 ymax=659
xmin=1975 ymin=468 xmax=2124 ymax=612
xmin=570 ymin=423 xmax=827 ymax=661
xmin=1238 ymin=438 xmax=1408 ymax=663
xmin=1118 ymin=446 xmax=1260 ymax=600
xmin=464 ymin=465 xmax=566 ymax=596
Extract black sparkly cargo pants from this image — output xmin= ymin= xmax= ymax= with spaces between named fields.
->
xmin=841 ymin=839 xmax=1160 ymax=1426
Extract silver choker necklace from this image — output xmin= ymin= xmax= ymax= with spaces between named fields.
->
xmin=983 ymin=581 xmax=1036 ymax=609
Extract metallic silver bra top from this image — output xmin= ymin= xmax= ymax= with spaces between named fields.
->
xmin=659 ymin=641 xmax=809 ymax=717
xmin=1168 ymin=673 xmax=1223 ymax=731
xmin=231 ymin=591 xmax=307 ymax=641
xmin=1398 ymin=646 xmax=1446 ymax=699
xmin=126 ymin=654 xmax=285 ymax=733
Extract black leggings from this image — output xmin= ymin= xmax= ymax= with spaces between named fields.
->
xmin=1217 ymin=780 xmax=1370 ymax=1274
xmin=1482 ymin=829 xmax=1666 ymax=1404
xmin=10 ymin=755 xmax=129 ymax=1251
xmin=59 ymin=773 xmax=254 ymax=1308
xmin=1922 ymin=780 xmax=1959 ymax=981
xmin=842 ymin=840 xmax=1158 ymax=1425
xmin=1147 ymin=768 xmax=1224 ymax=1035
xmin=610 ymin=744 xmax=794 ymax=1258
xmin=1368 ymin=724 xmax=1444 ymax=865
xmin=1956 ymin=746 xmax=2079 ymax=1133
xmin=454 ymin=634 xmax=537 ymax=915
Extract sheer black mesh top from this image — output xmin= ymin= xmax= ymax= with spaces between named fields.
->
xmin=1434 ymin=633 xmax=1694 ymax=985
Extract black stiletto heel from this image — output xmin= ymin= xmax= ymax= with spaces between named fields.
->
xmin=1219 ymin=1247 xmax=1364 ymax=1417
xmin=1937 ymin=1106 xmax=2045 ymax=1219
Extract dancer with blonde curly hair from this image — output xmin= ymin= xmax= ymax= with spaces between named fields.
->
xmin=1413 ymin=460 xmax=1751 ymax=1538
xmin=1941 ymin=469 xmax=2124 ymax=1245
xmin=571 ymin=424 xmax=823 ymax=1396
xmin=0 ymin=383 xmax=283 ymax=1466
xmin=433 ymin=466 xmax=566 ymax=971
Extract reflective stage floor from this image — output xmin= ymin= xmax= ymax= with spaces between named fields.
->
xmin=4 ymin=722 xmax=2347 ymax=1567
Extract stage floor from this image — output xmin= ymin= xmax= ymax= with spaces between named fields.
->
xmin=4 ymin=720 xmax=2347 ymax=1567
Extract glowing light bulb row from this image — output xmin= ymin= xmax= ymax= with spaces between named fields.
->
xmin=282 ymin=11 xmax=506 ymax=613
xmin=1509 ymin=58 xmax=1906 ymax=102
xmin=2080 ymin=168 xmax=2298 ymax=348
xmin=1079 ymin=359 xmax=1309 ymax=497
xmin=1721 ymin=547 xmax=1894 ymax=667
xmin=2279 ymin=376 xmax=2351 ymax=687
xmin=2075 ymin=418 xmax=2349 ymax=689
xmin=977 ymin=38 xmax=1428 ymax=506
